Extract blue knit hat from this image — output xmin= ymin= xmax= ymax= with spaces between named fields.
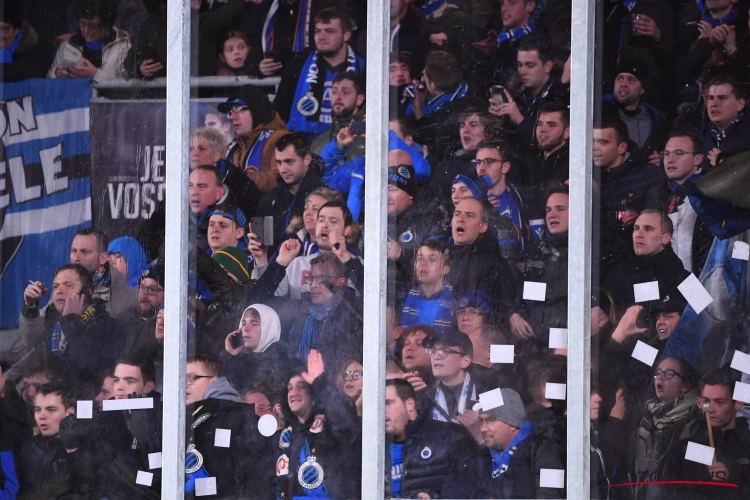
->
xmin=452 ymin=172 xmax=490 ymax=200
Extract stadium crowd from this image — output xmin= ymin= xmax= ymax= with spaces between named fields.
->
xmin=2 ymin=0 xmax=750 ymax=498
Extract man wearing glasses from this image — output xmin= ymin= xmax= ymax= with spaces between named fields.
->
xmin=219 ymin=85 xmax=289 ymax=194
xmin=123 ymin=265 xmax=164 ymax=357
xmin=645 ymin=131 xmax=709 ymax=273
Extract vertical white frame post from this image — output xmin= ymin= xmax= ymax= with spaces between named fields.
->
xmin=162 ymin=0 xmax=190 ymax=497
xmin=567 ymin=0 xmax=595 ymax=498
xmin=361 ymin=0 xmax=389 ymax=497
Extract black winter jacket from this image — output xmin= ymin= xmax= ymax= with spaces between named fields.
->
xmin=384 ymin=411 xmax=482 ymax=499
xmin=186 ymin=397 xmax=275 ymax=499
xmin=531 ymin=410 xmax=567 ymax=499
xmin=448 ymin=230 xmax=517 ymax=324
xmin=466 ymin=433 xmax=535 ymax=499
xmin=604 ymin=246 xmax=690 ymax=319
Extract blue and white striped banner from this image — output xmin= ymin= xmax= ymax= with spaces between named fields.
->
xmin=0 ymin=78 xmax=92 ymax=328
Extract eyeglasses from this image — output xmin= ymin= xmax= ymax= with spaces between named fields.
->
xmin=138 ymin=284 xmax=164 ymax=296
xmin=303 ymin=275 xmax=334 ymax=286
xmin=425 ymin=347 xmax=464 ymax=358
xmin=226 ymin=106 xmax=250 ymax=118
xmin=471 ymin=158 xmax=502 ymax=167
xmin=186 ymin=374 xmax=214 ymax=385
xmin=78 ymin=20 xmax=103 ymax=31
xmin=456 ymin=307 xmax=483 ymax=317
xmin=343 ymin=370 xmax=363 ymax=380
xmin=653 ymin=369 xmax=684 ymax=380
xmin=661 ymin=150 xmax=696 ymax=159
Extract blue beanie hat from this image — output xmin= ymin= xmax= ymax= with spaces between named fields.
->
xmin=452 ymin=172 xmax=490 ymax=200
xmin=108 ymin=236 xmax=148 ymax=282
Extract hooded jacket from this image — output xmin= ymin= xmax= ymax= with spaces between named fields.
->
xmin=255 ymin=154 xmax=325 ymax=246
xmin=185 ymin=378 xmax=275 ymax=499
xmin=219 ymin=303 xmax=293 ymax=392
xmin=384 ymin=410 xmax=482 ymax=499
xmin=531 ymin=410 xmax=567 ymax=499
xmin=448 ymin=229 xmax=517 ymax=324
xmin=48 ymin=26 xmax=131 ymax=80
xmin=274 ymin=370 xmax=361 ymax=500
xmin=108 ymin=236 xmax=148 ymax=288
xmin=224 ymin=112 xmax=289 ymax=194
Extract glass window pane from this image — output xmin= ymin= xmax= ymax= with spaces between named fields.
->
xmin=386 ymin=1 xmax=572 ymax=498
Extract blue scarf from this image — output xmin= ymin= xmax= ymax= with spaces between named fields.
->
xmin=419 ymin=0 xmax=445 ymax=19
xmin=401 ymin=282 xmax=456 ymax=331
xmin=617 ymin=0 xmax=639 ymax=65
xmin=490 ymin=420 xmax=534 ymax=477
xmin=297 ymin=294 xmax=342 ymax=361
xmin=497 ymin=20 xmax=536 ymax=46
xmin=522 ymin=78 xmax=554 ymax=112
xmin=85 ymin=40 xmax=103 ymax=51
xmin=262 ymin=0 xmax=312 ymax=53
xmin=710 ymin=113 xmax=743 ymax=145
xmin=491 ymin=189 xmax=523 ymax=247
xmin=226 ymin=129 xmax=274 ymax=172
xmin=288 ymin=46 xmax=364 ymax=135
xmin=405 ymin=81 xmax=469 ymax=118
xmin=297 ymin=438 xmax=329 ymax=496
xmin=697 ymin=0 xmax=738 ymax=27
xmin=0 ymin=29 xmax=22 ymax=64
xmin=667 ymin=170 xmax=702 ymax=213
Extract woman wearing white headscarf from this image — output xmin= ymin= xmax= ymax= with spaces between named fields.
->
xmin=219 ymin=303 xmax=290 ymax=392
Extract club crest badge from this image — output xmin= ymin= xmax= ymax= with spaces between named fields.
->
xmin=399 ymin=229 xmax=414 ymax=243
xmin=398 ymin=166 xmax=411 ymax=179
xmin=298 ymin=455 xmax=325 ymax=489
xmin=276 ymin=454 xmax=290 ymax=476
xmin=420 ymin=446 xmax=432 ymax=459
xmin=185 ymin=444 xmax=204 ymax=474
xmin=279 ymin=427 xmax=292 ymax=449
xmin=296 ymin=92 xmax=320 ymax=117
xmin=310 ymin=414 xmax=325 ymax=434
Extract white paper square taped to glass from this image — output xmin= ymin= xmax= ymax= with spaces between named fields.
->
xmin=135 ymin=470 xmax=153 ymax=486
xmin=685 ymin=441 xmax=714 ymax=465
xmin=548 ymin=328 xmax=568 ymax=349
xmin=76 ymin=400 xmax=92 ymax=419
xmin=214 ymin=428 xmax=231 ymax=448
xmin=196 ymin=477 xmax=218 ymax=496
xmin=733 ymin=381 xmax=750 ymax=404
xmin=631 ymin=340 xmax=659 ymax=367
xmin=677 ymin=274 xmax=713 ymax=314
xmin=731 ymin=350 xmax=750 ymax=375
xmin=545 ymin=383 xmax=566 ymax=400
xmin=732 ymin=241 xmax=750 ymax=261
xmin=633 ymin=281 xmax=660 ymax=303
xmin=479 ymin=388 xmax=504 ymax=411
xmin=490 ymin=344 xmax=514 ymax=364
xmin=523 ymin=281 xmax=547 ymax=301
xmin=148 ymin=452 xmax=162 ymax=469
xmin=103 ymin=398 xmax=154 ymax=411
xmin=539 ymin=468 xmax=565 ymax=488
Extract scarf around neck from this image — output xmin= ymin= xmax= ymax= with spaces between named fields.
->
xmin=0 ymin=29 xmax=22 ymax=64
xmin=697 ymin=0 xmax=738 ymax=27
xmin=262 ymin=0 xmax=312 ymax=53
xmin=432 ymin=371 xmax=475 ymax=422
xmin=490 ymin=420 xmax=534 ymax=477
xmin=405 ymin=81 xmax=469 ymax=118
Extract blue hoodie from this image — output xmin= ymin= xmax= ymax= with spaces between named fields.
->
xmin=108 ymin=236 xmax=148 ymax=288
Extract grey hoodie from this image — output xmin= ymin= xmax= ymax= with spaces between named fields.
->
xmin=203 ymin=377 xmax=241 ymax=402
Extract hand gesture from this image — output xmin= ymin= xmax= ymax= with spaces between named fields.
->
xmin=139 ymin=58 xmax=163 ymax=78
xmin=430 ymin=32 xmax=448 ymax=46
xmin=24 ymin=281 xmax=47 ymax=306
xmin=621 ymin=210 xmax=639 ymax=226
xmin=225 ymin=329 xmax=243 ymax=356
xmin=55 ymin=64 xmax=71 ymax=79
xmin=490 ymin=90 xmax=524 ymax=125
xmin=455 ymin=409 xmax=483 ymax=443
xmin=411 ymin=80 xmax=429 ymax=119
xmin=336 ymin=124 xmax=357 ymax=150
xmin=330 ymin=231 xmax=351 ymax=262
xmin=59 ymin=414 xmax=83 ymax=451
xmin=707 ymin=147 xmax=721 ymax=167
xmin=611 ymin=305 xmax=648 ymax=343
xmin=403 ymin=371 xmax=427 ymax=392
xmin=632 ymin=14 xmax=661 ymax=40
xmin=648 ymin=150 xmax=661 ymax=166
xmin=63 ymin=291 xmax=86 ymax=316
xmin=509 ymin=313 xmax=534 ymax=340
xmin=302 ymin=349 xmax=325 ymax=384
xmin=386 ymin=237 xmax=402 ymax=261
xmin=610 ymin=388 xmax=626 ymax=420
xmin=276 ymin=238 xmax=302 ymax=266
xmin=68 ymin=58 xmax=97 ymax=78
xmin=355 ymin=389 xmax=363 ymax=417
xmin=698 ymin=20 xmax=713 ymax=40
xmin=247 ymin=232 xmax=268 ymax=268
xmin=707 ymin=460 xmax=730 ymax=481
xmin=259 ymin=58 xmax=283 ymax=76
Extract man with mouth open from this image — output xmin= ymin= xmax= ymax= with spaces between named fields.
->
xmin=662 ymin=368 xmax=750 ymax=499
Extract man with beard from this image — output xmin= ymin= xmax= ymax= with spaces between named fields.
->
xmin=123 ymin=265 xmax=165 ymax=358
xmin=274 ymin=7 xmax=365 ymax=135
xmin=528 ymin=101 xmax=570 ymax=187
xmin=311 ymin=71 xmax=366 ymax=158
